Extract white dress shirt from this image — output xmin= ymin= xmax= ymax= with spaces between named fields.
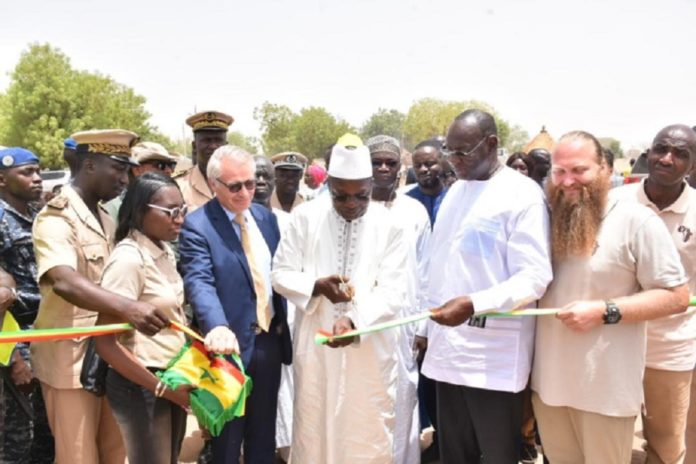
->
xmin=421 ymin=166 xmax=552 ymax=392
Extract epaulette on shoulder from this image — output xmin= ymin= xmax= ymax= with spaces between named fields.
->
xmin=46 ymin=194 xmax=69 ymax=210
xmin=172 ymin=167 xmax=192 ymax=179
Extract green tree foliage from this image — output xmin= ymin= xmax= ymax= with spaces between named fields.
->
xmin=403 ymin=98 xmax=513 ymax=149
xmin=254 ymin=102 xmax=354 ymax=159
xmin=359 ymin=108 xmax=405 ymax=141
xmin=598 ymin=137 xmax=624 ymax=158
xmin=292 ymin=107 xmax=353 ymax=160
xmin=0 ymin=43 xmax=171 ymax=168
xmin=227 ymin=131 xmax=261 ymax=153
xmin=253 ymin=102 xmax=296 ymax=155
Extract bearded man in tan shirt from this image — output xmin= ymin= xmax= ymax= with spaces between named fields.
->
xmin=531 ymin=130 xmax=690 ymax=463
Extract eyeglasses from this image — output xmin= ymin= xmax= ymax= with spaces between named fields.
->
xmin=216 ymin=178 xmax=256 ymax=193
xmin=442 ymin=136 xmax=488 ymax=159
xmin=143 ymin=160 xmax=177 ymax=171
xmin=148 ymin=204 xmax=188 ymax=218
xmin=329 ymin=190 xmax=371 ymax=203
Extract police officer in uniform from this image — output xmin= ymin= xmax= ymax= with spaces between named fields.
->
xmin=269 ymin=151 xmax=307 ymax=213
xmin=0 ymin=147 xmax=54 ymax=463
xmin=175 ymin=111 xmax=233 ymax=211
xmin=31 ymin=129 xmax=169 ymax=464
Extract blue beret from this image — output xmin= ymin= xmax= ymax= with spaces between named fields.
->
xmin=64 ymin=138 xmax=77 ymax=150
xmin=0 ymin=147 xmax=40 ymax=169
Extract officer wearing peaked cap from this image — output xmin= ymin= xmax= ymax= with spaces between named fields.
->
xmin=270 ymin=151 xmax=307 ymax=213
xmin=31 ymin=129 xmax=170 ymax=464
xmin=176 ymin=111 xmax=233 ymax=211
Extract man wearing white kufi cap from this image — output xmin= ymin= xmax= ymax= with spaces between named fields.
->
xmin=272 ymin=134 xmax=409 ymax=463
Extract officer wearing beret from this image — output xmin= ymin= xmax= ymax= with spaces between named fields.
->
xmin=175 ymin=111 xmax=233 ymax=211
xmin=63 ymin=138 xmax=78 ymax=179
xmin=0 ymin=148 xmax=55 ymax=463
xmin=270 ymin=151 xmax=308 ymax=212
xmin=31 ymin=129 xmax=170 ymax=464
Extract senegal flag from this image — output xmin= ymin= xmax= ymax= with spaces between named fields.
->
xmin=157 ymin=340 xmax=252 ymax=436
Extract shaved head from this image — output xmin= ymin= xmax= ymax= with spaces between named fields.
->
xmin=453 ymin=109 xmax=498 ymax=138
xmin=652 ymin=124 xmax=696 ymax=157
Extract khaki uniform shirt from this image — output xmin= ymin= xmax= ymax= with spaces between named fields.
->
xmin=612 ymin=181 xmax=696 ymax=371
xmin=532 ymin=197 xmax=687 ymax=417
xmin=175 ymin=166 xmax=214 ymax=211
xmin=100 ymin=231 xmax=186 ymax=369
xmin=270 ymin=190 xmax=304 ymax=213
xmin=31 ymin=185 xmax=115 ymax=389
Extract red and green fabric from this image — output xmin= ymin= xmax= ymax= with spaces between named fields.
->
xmin=157 ymin=340 xmax=252 ymax=437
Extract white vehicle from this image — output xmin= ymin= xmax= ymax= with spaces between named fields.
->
xmin=40 ymin=170 xmax=70 ymax=194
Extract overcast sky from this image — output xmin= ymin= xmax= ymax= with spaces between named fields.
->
xmin=1 ymin=0 xmax=695 ymax=151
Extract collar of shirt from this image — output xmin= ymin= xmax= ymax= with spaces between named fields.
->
xmin=62 ymin=184 xmax=111 ymax=239
xmin=129 ymin=229 xmax=169 ymax=262
xmin=637 ymin=179 xmax=691 ymax=214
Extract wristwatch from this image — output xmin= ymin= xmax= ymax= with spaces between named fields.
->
xmin=603 ymin=300 xmax=622 ymax=324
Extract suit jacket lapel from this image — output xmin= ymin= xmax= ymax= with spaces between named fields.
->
xmin=207 ymin=199 xmax=253 ymax=288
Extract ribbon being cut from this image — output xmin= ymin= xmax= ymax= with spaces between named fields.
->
xmin=314 ymin=297 xmax=696 ymax=345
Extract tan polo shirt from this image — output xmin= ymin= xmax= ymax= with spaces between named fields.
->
xmin=532 ymin=197 xmax=686 ymax=417
xmin=270 ymin=190 xmax=304 ymax=212
xmin=100 ymin=231 xmax=186 ymax=369
xmin=612 ymin=181 xmax=696 ymax=371
xmin=175 ymin=165 xmax=214 ymax=211
xmin=31 ymin=185 xmax=115 ymax=389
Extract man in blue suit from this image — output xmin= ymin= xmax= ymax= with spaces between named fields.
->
xmin=179 ymin=145 xmax=292 ymax=464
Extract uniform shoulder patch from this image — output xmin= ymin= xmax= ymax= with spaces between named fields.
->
xmin=172 ymin=167 xmax=192 ymax=179
xmin=47 ymin=194 xmax=69 ymax=209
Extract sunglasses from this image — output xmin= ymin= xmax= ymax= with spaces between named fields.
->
xmin=148 ymin=204 xmax=188 ymax=218
xmin=143 ymin=160 xmax=178 ymax=171
xmin=216 ymin=178 xmax=257 ymax=193
xmin=442 ymin=136 xmax=488 ymax=159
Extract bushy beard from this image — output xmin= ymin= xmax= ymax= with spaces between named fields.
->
xmin=546 ymin=174 xmax=610 ymax=259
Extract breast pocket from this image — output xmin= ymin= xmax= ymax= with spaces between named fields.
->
xmin=80 ymin=242 xmax=108 ymax=284
xmin=458 ymin=217 xmax=501 ymax=260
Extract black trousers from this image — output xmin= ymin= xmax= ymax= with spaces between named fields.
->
xmin=436 ymin=381 xmax=524 ymax=464
xmin=211 ymin=331 xmax=282 ymax=464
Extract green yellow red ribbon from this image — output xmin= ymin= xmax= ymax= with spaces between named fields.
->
xmin=0 ymin=319 xmax=203 ymax=366
xmin=314 ymin=296 xmax=696 ymax=345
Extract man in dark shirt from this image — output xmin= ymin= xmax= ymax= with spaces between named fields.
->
xmin=406 ymin=139 xmax=449 ymax=227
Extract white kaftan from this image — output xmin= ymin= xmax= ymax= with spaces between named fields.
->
xmin=422 ymin=167 xmax=553 ymax=393
xmin=273 ymin=207 xmax=294 ymax=451
xmin=374 ymin=194 xmax=430 ymax=464
xmin=272 ymin=196 xmax=409 ymax=464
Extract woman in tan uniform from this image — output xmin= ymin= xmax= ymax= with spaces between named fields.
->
xmin=95 ymin=172 xmax=192 ymax=464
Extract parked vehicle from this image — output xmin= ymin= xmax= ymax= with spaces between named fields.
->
xmin=40 ymin=170 xmax=70 ymax=194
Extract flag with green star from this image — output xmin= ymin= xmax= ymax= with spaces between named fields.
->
xmin=157 ymin=340 xmax=252 ymax=436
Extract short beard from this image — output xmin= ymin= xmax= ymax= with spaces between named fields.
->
xmin=418 ymin=176 xmax=441 ymax=189
xmin=547 ymin=174 xmax=610 ymax=259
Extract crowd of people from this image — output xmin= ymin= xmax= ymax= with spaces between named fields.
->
xmin=0 ymin=108 xmax=695 ymax=464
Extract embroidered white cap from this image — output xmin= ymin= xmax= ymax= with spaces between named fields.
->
xmin=328 ymin=143 xmax=372 ymax=180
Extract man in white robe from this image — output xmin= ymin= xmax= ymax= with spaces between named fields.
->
xmin=367 ymin=135 xmax=430 ymax=464
xmin=423 ymin=110 xmax=552 ymax=463
xmin=272 ymin=139 xmax=409 ymax=464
